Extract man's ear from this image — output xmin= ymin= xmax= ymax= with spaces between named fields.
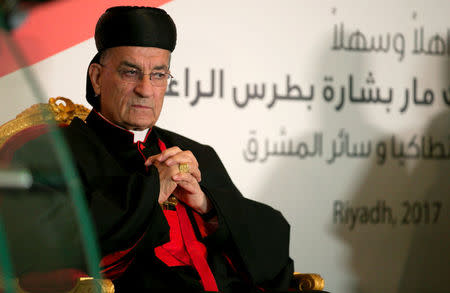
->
xmin=89 ymin=63 xmax=102 ymax=96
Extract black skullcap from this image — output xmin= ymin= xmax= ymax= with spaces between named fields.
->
xmin=95 ymin=6 xmax=177 ymax=52
xmin=86 ymin=6 xmax=177 ymax=109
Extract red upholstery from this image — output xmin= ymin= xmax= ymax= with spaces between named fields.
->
xmin=0 ymin=124 xmax=51 ymax=164
xmin=18 ymin=269 xmax=89 ymax=293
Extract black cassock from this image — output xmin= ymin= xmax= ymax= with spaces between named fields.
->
xmin=12 ymin=110 xmax=294 ymax=292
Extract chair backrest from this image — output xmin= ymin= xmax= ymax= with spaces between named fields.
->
xmin=0 ymin=98 xmax=109 ymax=292
xmin=0 ymin=97 xmax=90 ymax=164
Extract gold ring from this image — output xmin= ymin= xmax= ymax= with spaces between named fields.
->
xmin=179 ymin=163 xmax=189 ymax=173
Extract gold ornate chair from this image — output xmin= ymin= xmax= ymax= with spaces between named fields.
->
xmin=0 ymin=97 xmax=325 ymax=292
xmin=0 ymin=97 xmax=90 ymax=163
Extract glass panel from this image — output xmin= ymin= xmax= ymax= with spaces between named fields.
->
xmin=0 ymin=9 xmax=100 ymax=293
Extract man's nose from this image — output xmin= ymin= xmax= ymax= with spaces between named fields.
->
xmin=134 ymin=75 xmax=154 ymax=97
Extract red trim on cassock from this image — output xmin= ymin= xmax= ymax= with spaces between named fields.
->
xmin=99 ymin=234 xmax=144 ymax=280
xmin=93 ymin=110 xmax=135 ymax=136
xmin=136 ymin=141 xmax=149 ymax=173
xmin=143 ymin=127 xmax=152 ymax=143
xmin=157 ymin=139 xmax=167 ymax=152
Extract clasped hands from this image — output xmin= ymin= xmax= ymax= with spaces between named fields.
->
xmin=145 ymin=146 xmax=211 ymax=214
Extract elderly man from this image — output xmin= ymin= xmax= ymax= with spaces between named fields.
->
xmin=14 ymin=6 xmax=293 ymax=292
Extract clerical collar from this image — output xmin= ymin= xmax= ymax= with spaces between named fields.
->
xmin=95 ymin=111 xmax=150 ymax=143
xmin=130 ymin=129 xmax=149 ymax=143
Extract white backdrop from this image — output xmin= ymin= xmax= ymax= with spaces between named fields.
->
xmin=1 ymin=1 xmax=449 ymax=292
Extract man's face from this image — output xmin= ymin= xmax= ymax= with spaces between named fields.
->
xmin=91 ymin=46 xmax=171 ymax=130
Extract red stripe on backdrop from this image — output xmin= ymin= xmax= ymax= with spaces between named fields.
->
xmin=0 ymin=0 xmax=172 ymax=77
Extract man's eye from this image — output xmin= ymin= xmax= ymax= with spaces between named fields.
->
xmin=152 ymin=72 xmax=166 ymax=79
xmin=122 ymin=69 xmax=139 ymax=77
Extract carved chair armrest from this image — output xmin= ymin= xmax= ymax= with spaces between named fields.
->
xmin=292 ymin=272 xmax=325 ymax=291
xmin=53 ymin=277 xmax=114 ymax=293
xmin=0 ymin=277 xmax=114 ymax=293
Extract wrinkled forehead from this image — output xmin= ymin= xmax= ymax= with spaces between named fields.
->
xmin=101 ymin=46 xmax=171 ymax=69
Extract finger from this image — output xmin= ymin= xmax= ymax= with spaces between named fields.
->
xmin=144 ymin=154 xmax=162 ymax=166
xmin=172 ymin=173 xmax=200 ymax=194
xmin=158 ymin=190 xmax=173 ymax=204
xmin=172 ymin=172 xmax=198 ymax=186
xmin=174 ymin=161 xmax=201 ymax=182
xmin=158 ymin=146 xmax=182 ymax=162
xmin=157 ymin=161 xmax=180 ymax=178
xmin=175 ymin=181 xmax=198 ymax=197
xmin=163 ymin=151 xmax=201 ymax=181
xmin=172 ymin=172 xmax=195 ymax=182
xmin=144 ymin=147 xmax=183 ymax=166
xmin=190 ymin=166 xmax=201 ymax=182
xmin=165 ymin=150 xmax=198 ymax=167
